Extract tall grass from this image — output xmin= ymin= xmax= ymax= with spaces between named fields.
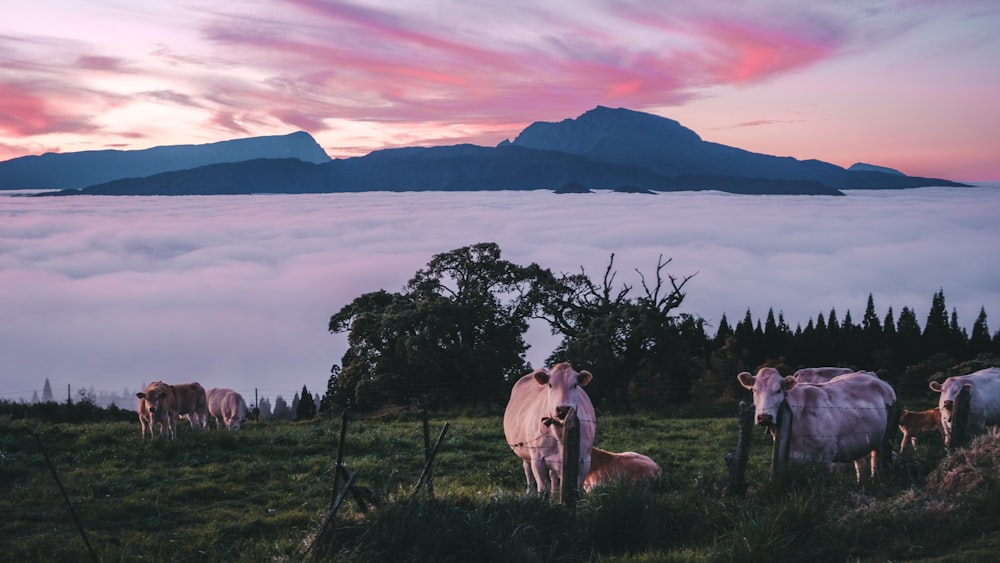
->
xmin=3 ymin=410 xmax=998 ymax=561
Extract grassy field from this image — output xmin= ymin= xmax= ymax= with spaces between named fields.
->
xmin=3 ymin=406 xmax=1000 ymax=562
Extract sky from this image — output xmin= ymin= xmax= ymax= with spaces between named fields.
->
xmin=2 ymin=186 xmax=999 ymax=405
xmin=2 ymin=0 xmax=999 ymax=182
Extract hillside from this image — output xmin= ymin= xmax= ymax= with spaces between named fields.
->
xmin=0 ymin=131 xmax=330 ymax=190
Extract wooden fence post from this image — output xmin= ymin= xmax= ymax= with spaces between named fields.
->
xmin=882 ymin=401 xmax=900 ymax=473
xmin=413 ymin=422 xmax=450 ymax=496
xmin=725 ymin=401 xmax=754 ymax=495
xmin=949 ymin=385 xmax=972 ymax=450
xmin=560 ymin=408 xmax=580 ymax=507
xmin=421 ymin=410 xmax=434 ymax=498
xmin=770 ymin=398 xmax=792 ymax=480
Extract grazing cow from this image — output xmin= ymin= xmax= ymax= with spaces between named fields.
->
xmin=503 ymin=363 xmax=597 ymax=496
xmin=929 ymin=367 xmax=1000 ymax=447
xmin=136 ymin=381 xmax=208 ymax=439
xmin=792 ymin=367 xmax=854 ymax=384
xmin=898 ymin=407 xmax=942 ymax=453
xmin=584 ymin=447 xmax=661 ymax=492
xmin=737 ymin=368 xmax=896 ymax=479
xmin=206 ymin=388 xmax=249 ymax=430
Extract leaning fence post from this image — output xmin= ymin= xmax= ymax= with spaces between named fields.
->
xmin=949 ymin=385 xmax=972 ymax=450
xmin=413 ymin=422 xmax=450 ymax=496
xmin=560 ymin=408 xmax=580 ymax=507
xmin=770 ymin=398 xmax=792 ymax=480
xmin=725 ymin=401 xmax=754 ymax=495
xmin=330 ymin=411 xmax=349 ymax=507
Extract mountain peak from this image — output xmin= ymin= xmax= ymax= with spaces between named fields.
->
xmin=511 ymin=106 xmax=702 ymax=162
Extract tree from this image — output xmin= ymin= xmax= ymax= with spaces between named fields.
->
xmin=272 ymin=395 xmax=292 ymax=420
xmin=329 ymin=243 xmax=539 ymax=409
xmin=534 ymin=253 xmax=698 ymax=408
xmin=923 ymin=289 xmax=950 ymax=353
xmin=295 ymin=385 xmax=317 ymax=420
xmin=970 ymin=307 xmax=992 ymax=356
xmin=41 ymin=378 xmax=54 ymax=403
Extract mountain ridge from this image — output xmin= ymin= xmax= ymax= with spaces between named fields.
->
xmin=11 ymin=107 xmax=972 ymax=196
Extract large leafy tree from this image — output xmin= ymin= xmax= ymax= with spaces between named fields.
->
xmin=328 ymin=243 xmax=538 ymax=409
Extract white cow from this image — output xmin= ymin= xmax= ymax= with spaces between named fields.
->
xmin=503 ymin=363 xmax=597 ymax=496
xmin=737 ymin=368 xmax=896 ymax=479
xmin=792 ymin=367 xmax=854 ymax=384
xmin=928 ymin=367 xmax=1000 ymax=446
xmin=206 ymin=388 xmax=249 ymax=430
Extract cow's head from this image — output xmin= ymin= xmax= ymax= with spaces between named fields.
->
xmin=534 ymin=362 xmax=592 ymax=426
xmin=136 ymin=381 xmax=171 ymax=414
xmin=737 ymin=367 xmax=795 ymax=429
xmin=929 ymin=379 xmax=971 ymax=446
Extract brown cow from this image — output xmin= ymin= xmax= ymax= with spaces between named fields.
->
xmin=898 ymin=407 xmax=942 ymax=453
xmin=136 ymin=381 xmax=208 ymax=439
xmin=584 ymin=447 xmax=661 ymax=492
xmin=136 ymin=381 xmax=175 ymax=439
xmin=137 ymin=396 xmax=157 ymax=439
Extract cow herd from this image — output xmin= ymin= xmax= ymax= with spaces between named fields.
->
xmin=136 ymin=381 xmax=248 ymax=439
xmin=504 ymin=363 xmax=1000 ymax=495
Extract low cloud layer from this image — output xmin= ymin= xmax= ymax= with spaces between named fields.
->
xmin=3 ymin=186 xmax=999 ymax=404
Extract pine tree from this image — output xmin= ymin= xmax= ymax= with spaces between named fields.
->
xmin=295 ymin=385 xmax=317 ymax=420
xmin=923 ymin=289 xmax=950 ymax=353
xmin=970 ymin=307 xmax=991 ymax=355
xmin=41 ymin=378 xmax=54 ymax=402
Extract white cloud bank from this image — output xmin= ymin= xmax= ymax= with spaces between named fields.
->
xmin=2 ymin=185 xmax=998 ymax=404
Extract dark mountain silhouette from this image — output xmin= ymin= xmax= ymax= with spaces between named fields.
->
xmin=22 ymin=106 xmax=970 ymax=196
xmin=0 ymin=131 xmax=329 ymax=190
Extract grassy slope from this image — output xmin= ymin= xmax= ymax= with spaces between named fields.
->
xmin=2 ymin=409 xmax=998 ymax=561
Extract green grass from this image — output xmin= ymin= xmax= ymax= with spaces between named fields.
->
xmin=3 ymin=409 xmax=999 ymax=561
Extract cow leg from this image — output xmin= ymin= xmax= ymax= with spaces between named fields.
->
xmin=899 ymin=432 xmax=910 ymax=454
xmin=521 ymin=460 xmax=537 ymax=495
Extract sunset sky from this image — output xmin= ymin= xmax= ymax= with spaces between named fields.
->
xmin=2 ymin=1 xmax=998 ymax=181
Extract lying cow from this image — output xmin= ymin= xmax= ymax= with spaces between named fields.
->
xmin=206 ymin=388 xmax=249 ymax=430
xmin=738 ymin=368 xmax=896 ymax=480
xmin=898 ymin=407 xmax=942 ymax=453
xmin=503 ymin=363 xmax=597 ymax=496
xmin=929 ymin=367 xmax=1000 ymax=446
xmin=584 ymin=447 xmax=661 ymax=492
xmin=792 ymin=367 xmax=854 ymax=384
xmin=136 ymin=381 xmax=208 ymax=439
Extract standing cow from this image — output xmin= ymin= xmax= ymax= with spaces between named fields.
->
xmin=136 ymin=381 xmax=208 ymax=439
xmin=137 ymin=396 xmax=158 ymax=439
xmin=929 ymin=367 xmax=1000 ymax=447
xmin=737 ymin=368 xmax=897 ymax=479
xmin=136 ymin=381 xmax=176 ymax=439
xmin=503 ymin=363 xmax=597 ymax=496
xmin=206 ymin=388 xmax=249 ymax=430
xmin=584 ymin=447 xmax=661 ymax=492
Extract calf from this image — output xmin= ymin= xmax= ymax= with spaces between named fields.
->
xmin=136 ymin=381 xmax=176 ymax=439
xmin=898 ymin=407 xmax=942 ymax=453
xmin=584 ymin=447 xmax=661 ymax=492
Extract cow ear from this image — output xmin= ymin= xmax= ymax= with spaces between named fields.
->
xmin=736 ymin=372 xmax=755 ymax=389
xmin=533 ymin=369 xmax=549 ymax=385
xmin=962 ymin=383 xmax=973 ymax=391
xmin=929 ymin=381 xmax=943 ymax=392
xmin=781 ymin=376 xmax=797 ymax=391
xmin=578 ymin=370 xmax=592 ymax=387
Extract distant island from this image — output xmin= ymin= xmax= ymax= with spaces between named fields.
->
xmin=1 ymin=106 xmax=971 ymax=196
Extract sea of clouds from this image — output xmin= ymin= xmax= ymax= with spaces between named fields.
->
xmin=2 ymin=185 xmax=998 ymax=404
